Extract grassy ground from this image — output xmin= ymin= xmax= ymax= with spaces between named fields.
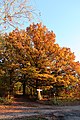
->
xmin=14 ymin=117 xmax=47 ymax=120
xmin=1 ymin=116 xmax=48 ymax=120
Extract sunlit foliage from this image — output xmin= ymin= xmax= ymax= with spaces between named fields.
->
xmin=0 ymin=23 xmax=80 ymax=99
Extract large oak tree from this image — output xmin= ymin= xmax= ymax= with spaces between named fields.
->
xmin=0 ymin=23 xmax=80 ymax=97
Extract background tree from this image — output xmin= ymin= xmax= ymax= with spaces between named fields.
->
xmin=0 ymin=34 xmax=20 ymax=96
xmin=51 ymin=47 xmax=80 ymax=97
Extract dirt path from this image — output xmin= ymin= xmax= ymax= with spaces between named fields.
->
xmin=0 ymin=98 xmax=80 ymax=120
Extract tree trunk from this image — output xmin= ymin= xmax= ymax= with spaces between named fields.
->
xmin=36 ymin=79 xmax=39 ymax=99
xmin=9 ymin=70 xmax=13 ymax=97
xmin=23 ymin=80 xmax=26 ymax=96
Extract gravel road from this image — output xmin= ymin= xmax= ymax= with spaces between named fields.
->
xmin=0 ymin=102 xmax=80 ymax=120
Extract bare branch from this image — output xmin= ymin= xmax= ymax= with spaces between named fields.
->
xmin=0 ymin=0 xmax=39 ymax=33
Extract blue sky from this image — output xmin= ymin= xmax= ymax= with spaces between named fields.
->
xmin=31 ymin=0 xmax=80 ymax=61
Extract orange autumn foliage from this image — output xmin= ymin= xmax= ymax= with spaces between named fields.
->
xmin=0 ymin=23 xmax=80 ymax=98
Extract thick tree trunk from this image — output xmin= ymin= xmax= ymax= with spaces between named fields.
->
xmin=9 ymin=70 xmax=13 ymax=97
xmin=36 ymin=79 xmax=38 ymax=89
xmin=36 ymin=79 xmax=39 ymax=99
xmin=23 ymin=80 xmax=26 ymax=96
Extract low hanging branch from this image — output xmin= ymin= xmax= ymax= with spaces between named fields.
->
xmin=0 ymin=0 xmax=38 ymax=32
